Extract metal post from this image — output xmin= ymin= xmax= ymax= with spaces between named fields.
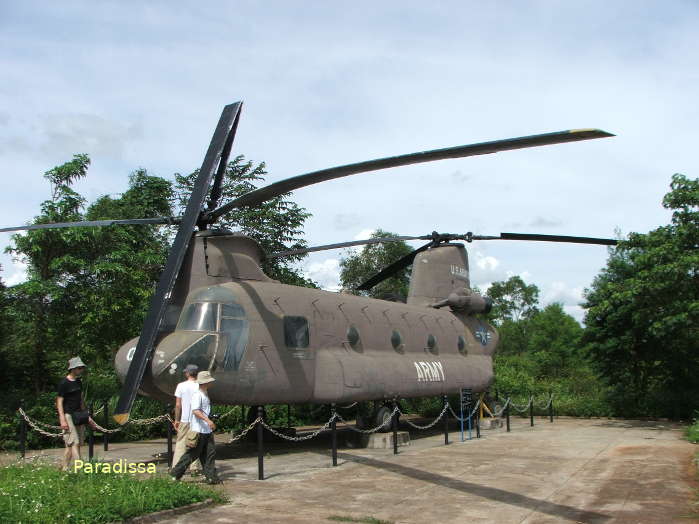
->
xmin=257 ymin=406 xmax=264 ymax=480
xmin=475 ymin=408 xmax=481 ymax=439
xmin=442 ymin=395 xmax=449 ymax=445
xmin=506 ymin=399 xmax=511 ymax=432
xmin=331 ymin=403 xmax=337 ymax=467
xmin=88 ymin=402 xmax=94 ymax=460
xmin=166 ymin=404 xmax=173 ymax=468
xmin=549 ymin=393 xmax=554 ymax=423
xmin=392 ymin=403 xmax=399 ymax=454
xmin=286 ymin=404 xmax=291 ymax=428
xmin=103 ymin=400 xmax=109 ymax=451
xmin=18 ymin=400 xmax=27 ymax=459
xmin=529 ymin=396 xmax=534 ymax=427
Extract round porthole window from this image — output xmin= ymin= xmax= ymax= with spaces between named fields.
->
xmin=391 ymin=330 xmax=403 ymax=351
xmin=347 ymin=325 xmax=360 ymax=348
xmin=458 ymin=335 xmax=467 ymax=356
xmin=427 ymin=333 xmax=437 ymax=353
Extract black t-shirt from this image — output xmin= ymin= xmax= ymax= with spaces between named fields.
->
xmin=57 ymin=377 xmax=83 ymax=414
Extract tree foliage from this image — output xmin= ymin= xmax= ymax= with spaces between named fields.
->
xmin=338 ymin=229 xmax=413 ymax=299
xmin=583 ymin=174 xmax=699 ymax=418
xmin=174 ymin=155 xmax=316 ymax=287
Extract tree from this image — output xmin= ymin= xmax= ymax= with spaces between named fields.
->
xmin=174 ymin=155 xmax=316 ymax=287
xmin=486 ymin=276 xmax=540 ymax=354
xmin=3 ymin=158 xmax=174 ymax=399
xmin=486 ymin=275 xmax=540 ymax=324
xmin=583 ymin=174 xmax=699 ymax=418
xmin=527 ymin=303 xmax=583 ymax=378
xmin=339 ymin=229 xmax=413 ymax=299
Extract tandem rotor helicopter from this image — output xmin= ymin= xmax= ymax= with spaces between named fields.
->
xmin=1 ymin=102 xmax=617 ymax=427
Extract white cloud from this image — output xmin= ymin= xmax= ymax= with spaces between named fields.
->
xmin=3 ymin=258 xmax=28 ymax=286
xmin=303 ymin=258 xmax=341 ymax=291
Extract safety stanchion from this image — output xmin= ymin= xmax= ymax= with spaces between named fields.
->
xmin=392 ymin=401 xmax=399 ymax=455
xmin=103 ymin=400 xmax=109 ymax=451
xmin=18 ymin=400 xmax=27 ymax=459
xmin=257 ymin=406 xmax=264 ymax=480
xmin=530 ymin=396 xmax=534 ymax=427
xmin=331 ymin=403 xmax=338 ymax=466
xmin=475 ymin=406 xmax=481 ymax=439
xmin=443 ymin=395 xmax=449 ymax=445
xmin=166 ymin=404 xmax=173 ymax=468
xmin=549 ymin=393 xmax=554 ymax=423
xmin=505 ymin=399 xmax=511 ymax=432
xmin=88 ymin=402 xmax=94 ymax=460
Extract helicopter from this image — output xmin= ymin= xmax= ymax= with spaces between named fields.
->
xmin=1 ymin=102 xmax=616 ymax=427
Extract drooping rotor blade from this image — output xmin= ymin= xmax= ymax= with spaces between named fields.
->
xmin=356 ymin=241 xmax=435 ymax=291
xmin=0 ymin=217 xmax=177 ymax=234
xmin=113 ymin=101 xmax=243 ymax=425
xmin=494 ymin=232 xmax=617 ymax=245
xmin=206 ymin=104 xmax=243 ymax=216
xmin=269 ymin=235 xmax=430 ymax=258
xmin=205 ymin=128 xmax=614 ymax=223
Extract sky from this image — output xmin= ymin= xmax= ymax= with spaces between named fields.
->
xmin=1 ymin=1 xmax=697 ymax=322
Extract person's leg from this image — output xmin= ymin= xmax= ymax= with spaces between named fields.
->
xmin=171 ymin=422 xmax=189 ymax=471
xmin=62 ymin=445 xmax=72 ymax=470
xmin=171 ymin=435 xmax=205 ymax=480
xmin=201 ymin=433 xmax=219 ymax=482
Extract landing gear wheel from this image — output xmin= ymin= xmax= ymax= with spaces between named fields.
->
xmin=374 ymin=405 xmax=393 ymax=433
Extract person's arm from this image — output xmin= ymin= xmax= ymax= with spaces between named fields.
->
xmin=174 ymin=397 xmax=182 ymax=430
xmin=191 ymin=393 xmax=215 ymax=431
xmin=56 ymin=396 xmax=68 ymax=430
xmin=193 ymin=409 xmax=216 ymax=431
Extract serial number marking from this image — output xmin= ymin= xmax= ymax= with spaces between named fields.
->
xmin=449 ymin=264 xmax=469 ymax=281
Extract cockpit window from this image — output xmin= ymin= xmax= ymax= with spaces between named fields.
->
xmin=175 ymin=287 xmax=249 ymax=371
xmin=177 ymin=302 xmax=218 ymax=332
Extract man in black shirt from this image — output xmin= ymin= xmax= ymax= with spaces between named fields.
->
xmin=56 ymin=356 xmax=96 ymax=470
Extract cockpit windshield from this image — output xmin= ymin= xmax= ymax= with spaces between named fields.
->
xmin=175 ymin=286 xmax=249 ymax=370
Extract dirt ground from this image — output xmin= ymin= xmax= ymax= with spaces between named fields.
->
xmin=6 ymin=416 xmax=698 ymax=523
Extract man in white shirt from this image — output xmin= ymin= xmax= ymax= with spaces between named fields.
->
xmin=171 ymin=371 xmax=221 ymax=484
xmin=171 ymin=364 xmax=201 ymax=474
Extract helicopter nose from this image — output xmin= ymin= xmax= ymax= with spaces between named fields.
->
xmin=150 ymin=331 xmax=219 ymax=394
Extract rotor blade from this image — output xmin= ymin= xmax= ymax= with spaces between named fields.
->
xmin=356 ymin=241 xmax=435 ymax=291
xmin=0 ymin=217 xmax=177 ymax=233
xmin=270 ymin=235 xmax=430 ymax=258
xmin=206 ymin=128 xmax=614 ymax=222
xmin=496 ymin=232 xmax=617 ymax=246
xmin=206 ymin=103 xmax=243 ymax=214
xmin=113 ymin=102 xmax=242 ymax=425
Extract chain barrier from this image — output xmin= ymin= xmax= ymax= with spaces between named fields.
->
xmin=448 ymin=398 xmax=482 ymax=423
xmin=510 ymin=396 xmax=533 ymax=413
xmin=260 ymin=414 xmax=338 ymax=442
xmin=491 ymin=397 xmax=511 ymax=417
xmin=399 ymin=402 xmax=450 ymax=430
xmin=18 ymin=409 xmax=64 ymax=438
xmin=228 ymin=417 xmax=262 ymax=444
xmin=534 ymin=394 xmax=554 ymax=410
xmin=335 ymin=407 xmax=399 ymax=434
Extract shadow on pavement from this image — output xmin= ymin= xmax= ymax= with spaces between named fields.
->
xmin=335 ymin=451 xmax=612 ymax=523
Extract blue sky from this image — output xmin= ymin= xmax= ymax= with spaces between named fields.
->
xmin=1 ymin=1 xmax=697 ymax=321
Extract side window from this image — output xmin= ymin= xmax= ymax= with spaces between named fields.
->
xmin=220 ymin=303 xmax=249 ymax=370
xmin=391 ymin=330 xmax=404 ymax=353
xmin=426 ymin=333 xmax=438 ymax=354
xmin=284 ymin=316 xmax=310 ymax=348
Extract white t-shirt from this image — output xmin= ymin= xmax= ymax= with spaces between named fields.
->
xmin=189 ymin=390 xmax=212 ymax=434
xmin=174 ymin=380 xmax=199 ymax=424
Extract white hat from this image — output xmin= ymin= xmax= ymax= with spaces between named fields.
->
xmin=68 ymin=356 xmax=86 ymax=370
xmin=196 ymin=371 xmax=216 ymax=384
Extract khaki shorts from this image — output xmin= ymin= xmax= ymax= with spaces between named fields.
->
xmin=62 ymin=413 xmax=85 ymax=446
xmin=172 ymin=421 xmax=201 ymax=471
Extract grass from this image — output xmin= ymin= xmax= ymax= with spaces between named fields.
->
xmin=0 ymin=461 xmax=225 ymax=523
xmin=328 ymin=516 xmax=393 ymax=524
